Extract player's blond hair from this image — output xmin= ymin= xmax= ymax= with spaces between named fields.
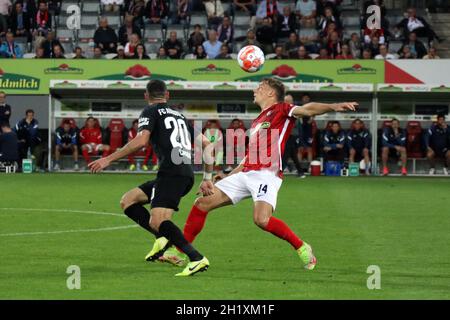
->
xmin=261 ymin=78 xmax=285 ymax=102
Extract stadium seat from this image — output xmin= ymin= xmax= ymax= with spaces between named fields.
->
xmin=341 ymin=15 xmax=360 ymax=27
xmin=389 ymin=40 xmax=403 ymax=53
xmin=184 ymin=53 xmax=196 ymax=59
xmin=106 ymin=119 xmax=126 ymax=153
xmin=144 ymin=40 xmax=162 ymax=55
xmin=60 ymin=41 xmax=74 ymax=54
xmin=23 ymin=53 xmax=36 ymax=59
xmin=144 ymin=25 xmax=164 ymax=40
xmin=233 ymin=13 xmax=251 ymax=26
xmin=190 ymin=13 xmax=207 ymax=26
xmin=78 ymin=28 xmax=95 ymax=39
xmin=233 ymin=26 xmax=248 ymax=41
xmin=61 ymin=1 xmax=79 ymax=13
xmin=81 ymin=14 xmax=99 ymax=27
xmin=57 ymin=28 xmax=76 ymax=39
xmin=406 ymin=121 xmax=423 ymax=158
xmin=82 ymin=0 xmax=101 ymax=13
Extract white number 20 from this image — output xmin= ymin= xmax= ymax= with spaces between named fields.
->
xmin=164 ymin=117 xmax=191 ymax=150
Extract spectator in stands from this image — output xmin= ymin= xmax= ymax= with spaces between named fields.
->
xmin=0 ymin=32 xmax=23 ymax=58
xmin=145 ymin=0 xmax=169 ymax=25
xmin=114 ymin=45 xmax=126 ymax=59
xmin=241 ymin=29 xmax=261 ymax=48
xmin=194 ymin=44 xmax=207 ymax=59
xmin=133 ymin=43 xmax=150 ymax=59
xmin=366 ymin=35 xmax=380 ymax=57
xmin=276 ymin=6 xmax=296 ymax=40
xmin=21 ymin=0 xmax=37 ymax=21
xmin=381 ymin=118 xmax=407 ymax=176
xmin=256 ymin=17 xmax=275 ymax=54
xmin=363 ymin=27 xmax=386 ymax=46
xmin=94 ymin=17 xmax=119 ymax=54
xmin=326 ymin=30 xmax=342 ymax=58
xmin=299 ymin=24 xmax=319 ymax=54
xmin=35 ymin=1 xmax=51 ymax=35
xmin=426 ymin=114 xmax=449 ymax=175
xmin=79 ymin=117 xmax=110 ymax=165
xmin=316 ymin=47 xmax=330 ymax=59
xmin=335 ymin=43 xmax=353 ymax=59
xmin=296 ymin=45 xmax=311 ymax=59
xmin=188 ymin=24 xmax=206 ymax=52
xmin=42 ymin=31 xmax=63 ymax=58
xmin=52 ymin=44 xmax=65 ymax=59
xmin=362 ymin=48 xmax=372 ymax=59
xmin=119 ymin=14 xmax=141 ymax=46
xmin=127 ymin=119 xmax=155 ymax=171
xmin=255 ymin=0 xmax=278 ymax=23
xmin=203 ymin=29 xmax=222 ymax=58
xmin=400 ymin=32 xmax=427 ymax=59
xmin=0 ymin=91 xmax=11 ymax=127
xmin=270 ymin=44 xmax=287 ymax=59
xmin=216 ymin=44 xmax=231 ymax=59
xmin=323 ymin=121 xmax=346 ymax=163
xmin=233 ymin=0 xmax=256 ymax=18
xmin=348 ymin=119 xmax=371 ymax=175
xmin=283 ymin=94 xmax=305 ymax=178
xmin=93 ymin=46 xmax=104 ymax=59
xmin=318 ymin=6 xmax=341 ymax=34
xmin=14 ymin=109 xmax=44 ymax=171
xmin=298 ymin=94 xmax=314 ymax=164
xmin=203 ymin=0 xmax=224 ymax=29
xmin=157 ymin=46 xmax=169 ymax=59
xmin=124 ymin=33 xmax=140 ymax=57
xmin=375 ymin=44 xmax=396 ymax=60
xmin=34 ymin=46 xmax=45 ymax=58
xmin=423 ymin=47 xmax=440 ymax=59
xmin=54 ymin=120 xmax=79 ymax=171
xmin=102 ymin=0 xmax=124 ymax=13
xmin=398 ymin=45 xmax=414 ymax=59
xmin=283 ymin=32 xmax=302 ymax=58
xmin=217 ymin=15 xmax=233 ymax=45
xmin=0 ymin=122 xmax=19 ymax=166
xmin=316 ymin=0 xmax=340 ymax=18
xmin=10 ymin=2 xmax=31 ymax=40
xmin=295 ymin=0 xmax=317 ymax=28
xmin=348 ymin=32 xmax=362 ymax=58
xmin=395 ymin=7 xmax=442 ymax=44
xmin=0 ymin=0 xmax=11 ymax=37
xmin=163 ymin=31 xmax=183 ymax=59
xmin=171 ymin=0 xmax=191 ymax=25
xmin=125 ymin=0 xmax=145 ymax=29
xmin=73 ymin=46 xmax=86 ymax=59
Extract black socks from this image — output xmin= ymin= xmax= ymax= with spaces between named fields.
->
xmin=124 ymin=203 xmax=161 ymax=238
xmin=159 ymin=220 xmax=203 ymax=262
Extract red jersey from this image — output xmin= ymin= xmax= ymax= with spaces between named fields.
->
xmin=128 ymin=127 xmax=137 ymax=141
xmin=243 ymin=102 xmax=296 ymax=177
xmin=79 ymin=127 xmax=102 ymax=145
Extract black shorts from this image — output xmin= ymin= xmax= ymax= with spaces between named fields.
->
xmin=351 ymin=147 xmax=369 ymax=160
xmin=138 ymin=174 xmax=194 ymax=211
xmin=298 ymin=137 xmax=312 ymax=148
xmin=431 ymin=146 xmax=448 ymax=158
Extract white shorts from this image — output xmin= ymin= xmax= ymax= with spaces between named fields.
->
xmin=215 ymin=170 xmax=283 ymax=210
xmin=85 ymin=143 xmax=103 ymax=153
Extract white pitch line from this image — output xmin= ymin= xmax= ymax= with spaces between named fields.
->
xmin=0 ymin=225 xmax=138 ymax=237
xmin=0 ymin=207 xmax=137 ymax=237
xmin=0 ymin=207 xmax=124 ymax=217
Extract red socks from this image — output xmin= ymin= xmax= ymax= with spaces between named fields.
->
xmin=265 ymin=217 xmax=303 ymax=250
xmin=82 ymin=149 xmax=91 ymax=164
xmin=183 ymin=205 xmax=209 ymax=243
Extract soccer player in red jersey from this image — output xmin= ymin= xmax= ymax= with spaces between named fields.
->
xmin=158 ymin=78 xmax=357 ymax=270
xmin=127 ymin=119 xmax=157 ymax=171
xmin=79 ymin=117 xmax=111 ymax=164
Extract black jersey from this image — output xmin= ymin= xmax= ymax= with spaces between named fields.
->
xmin=138 ymin=103 xmax=194 ymax=178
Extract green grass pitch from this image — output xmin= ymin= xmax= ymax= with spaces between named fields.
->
xmin=0 ymin=173 xmax=449 ymax=299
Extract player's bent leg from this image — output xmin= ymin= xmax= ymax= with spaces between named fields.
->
xmin=253 ymin=201 xmax=316 ymax=270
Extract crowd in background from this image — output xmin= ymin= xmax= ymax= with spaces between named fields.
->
xmin=0 ymin=0 xmax=446 ymax=60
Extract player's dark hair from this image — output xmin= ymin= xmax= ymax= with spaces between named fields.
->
xmin=0 ymin=91 xmax=5 ymax=96
xmin=132 ymin=119 xmax=139 ymax=125
xmin=437 ymin=114 xmax=445 ymax=120
xmin=262 ymin=78 xmax=285 ymax=102
xmin=63 ymin=119 xmax=71 ymax=126
xmin=25 ymin=109 xmax=34 ymax=115
xmin=392 ymin=118 xmax=399 ymax=123
xmin=146 ymin=79 xmax=167 ymax=99
xmin=0 ymin=121 xmax=10 ymax=128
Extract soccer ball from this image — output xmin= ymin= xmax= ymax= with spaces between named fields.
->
xmin=237 ymin=45 xmax=265 ymax=73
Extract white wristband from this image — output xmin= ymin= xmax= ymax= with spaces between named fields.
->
xmin=203 ymin=172 xmax=212 ymax=180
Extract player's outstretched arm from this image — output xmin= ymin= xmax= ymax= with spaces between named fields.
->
xmin=88 ymin=130 xmax=150 ymax=173
xmin=292 ymin=102 xmax=358 ymax=118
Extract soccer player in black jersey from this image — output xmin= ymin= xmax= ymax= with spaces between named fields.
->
xmin=89 ymin=80 xmax=214 ymax=276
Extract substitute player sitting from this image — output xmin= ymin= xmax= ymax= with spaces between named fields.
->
xmin=426 ymin=114 xmax=449 ymax=175
xmin=54 ymin=120 xmax=79 ymax=171
xmin=79 ymin=117 xmax=110 ymax=165
xmin=127 ymin=119 xmax=157 ymax=171
xmin=347 ymin=119 xmax=371 ymax=175
xmin=381 ymin=118 xmax=407 ymax=176
xmin=157 ymin=78 xmax=357 ymax=270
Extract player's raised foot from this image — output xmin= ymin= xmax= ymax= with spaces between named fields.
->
xmin=129 ymin=164 xmax=136 ymax=171
xmin=401 ymin=167 xmax=408 ymax=176
xmin=141 ymin=164 xmax=149 ymax=171
xmin=429 ymin=168 xmax=435 ymax=175
xmin=159 ymin=246 xmax=187 ymax=267
xmin=297 ymin=242 xmax=317 ymax=270
xmin=175 ymin=257 xmax=209 ymax=277
xmin=382 ymin=166 xmax=389 ymax=176
xmin=145 ymin=237 xmax=169 ymax=262
xmin=444 ymin=167 xmax=448 ymax=176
